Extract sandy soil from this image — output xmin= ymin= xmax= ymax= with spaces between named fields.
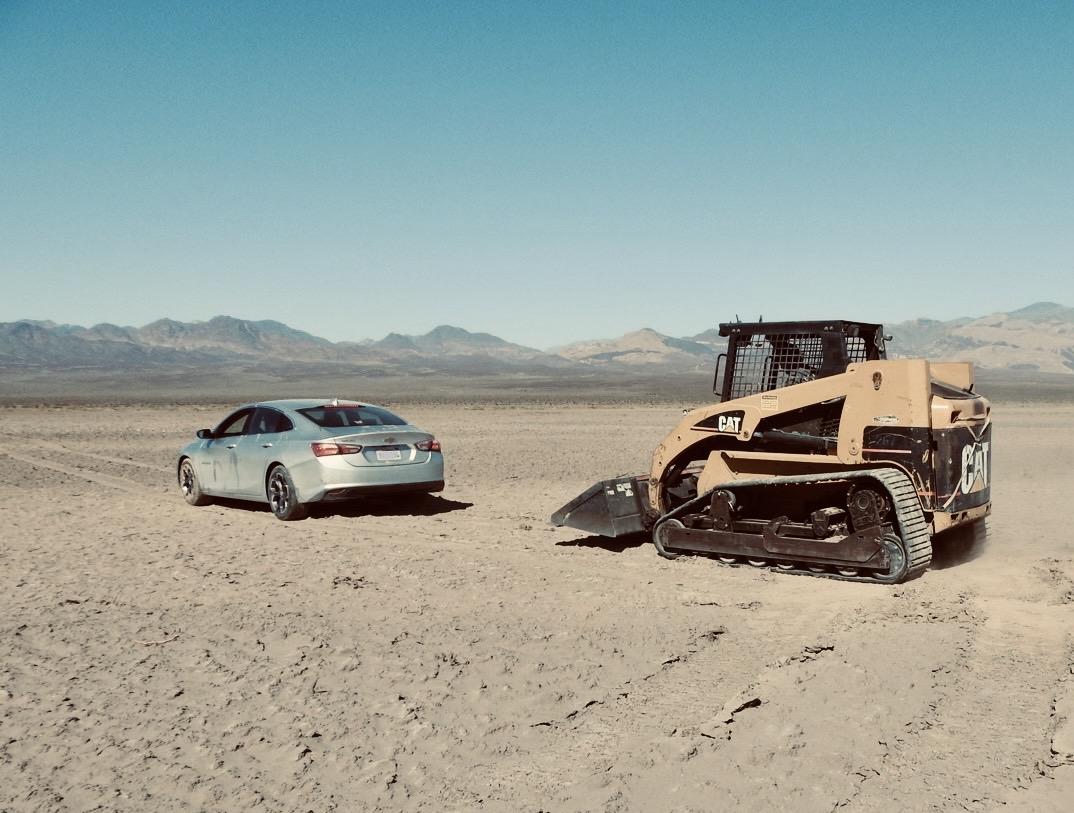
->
xmin=2 ymin=399 xmax=1073 ymax=812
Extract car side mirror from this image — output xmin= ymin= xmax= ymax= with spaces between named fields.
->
xmin=196 ymin=428 xmax=214 ymax=440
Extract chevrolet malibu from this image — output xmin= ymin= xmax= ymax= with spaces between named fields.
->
xmin=176 ymin=399 xmax=444 ymax=520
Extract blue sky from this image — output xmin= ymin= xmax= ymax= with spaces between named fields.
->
xmin=2 ymin=1 xmax=1072 ymax=349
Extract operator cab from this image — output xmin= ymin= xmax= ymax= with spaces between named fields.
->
xmin=714 ymin=320 xmax=888 ymax=402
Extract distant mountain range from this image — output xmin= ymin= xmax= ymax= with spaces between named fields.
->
xmin=3 ymin=303 xmax=1074 ymax=378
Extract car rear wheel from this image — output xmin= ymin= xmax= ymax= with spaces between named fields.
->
xmin=178 ymin=458 xmax=213 ymax=506
xmin=268 ymin=465 xmax=307 ymax=521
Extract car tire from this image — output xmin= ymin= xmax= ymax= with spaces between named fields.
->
xmin=267 ymin=465 xmax=307 ymax=521
xmin=178 ymin=458 xmax=213 ymax=506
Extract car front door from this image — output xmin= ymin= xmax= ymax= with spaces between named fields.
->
xmin=203 ymin=408 xmax=254 ymax=495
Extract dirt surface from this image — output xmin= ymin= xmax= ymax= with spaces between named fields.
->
xmin=2 ymin=399 xmax=1073 ymax=812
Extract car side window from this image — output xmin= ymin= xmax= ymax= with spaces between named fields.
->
xmin=217 ymin=409 xmax=254 ymax=437
xmin=252 ymin=407 xmax=293 ymax=435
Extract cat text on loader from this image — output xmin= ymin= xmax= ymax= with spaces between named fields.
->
xmin=551 ymin=320 xmax=992 ymax=583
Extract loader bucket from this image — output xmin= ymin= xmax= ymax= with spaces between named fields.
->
xmin=551 ymin=475 xmax=650 ymax=538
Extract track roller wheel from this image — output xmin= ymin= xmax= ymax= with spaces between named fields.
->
xmin=870 ymin=533 xmax=910 ymax=584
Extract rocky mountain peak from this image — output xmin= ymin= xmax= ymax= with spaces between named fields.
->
xmin=2 ymin=302 xmax=1073 ymax=376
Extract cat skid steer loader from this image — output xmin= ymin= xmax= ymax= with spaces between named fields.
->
xmin=551 ymin=320 xmax=991 ymax=583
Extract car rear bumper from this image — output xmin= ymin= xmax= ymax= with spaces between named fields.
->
xmin=291 ymin=455 xmax=446 ymax=503
xmin=316 ymin=480 xmax=445 ymax=502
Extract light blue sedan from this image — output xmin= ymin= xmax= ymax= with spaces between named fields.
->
xmin=177 ymin=399 xmax=444 ymax=520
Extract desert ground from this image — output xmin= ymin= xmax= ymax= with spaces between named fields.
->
xmin=2 ymin=390 xmax=1074 ymax=812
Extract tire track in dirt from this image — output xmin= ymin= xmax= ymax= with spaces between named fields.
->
xmin=10 ymin=437 xmax=164 ymax=470
xmin=538 ymin=588 xmax=987 ymax=812
xmin=843 ymin=577 xmax=1074 ymax=812
xmin=470 ymin=574 xmax=880 ymax=808
xmin=0 ymin=444 xmax=162 ymax=495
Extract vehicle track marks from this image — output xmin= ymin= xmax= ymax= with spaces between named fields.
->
xmin=12 ymin=437 xmax=163 ymax=470
xmin=840 ymin=589 xmax=1074 ymax=812
xmin=0 ymin=444 xmax=161 ymax=495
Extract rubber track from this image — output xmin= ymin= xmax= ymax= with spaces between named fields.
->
xmin=872 ymin=466 xmax=933 ymax=580
xmin=659 ymin=467 xmax=933 ymax=584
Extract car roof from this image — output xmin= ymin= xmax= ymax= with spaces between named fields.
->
xmin=250 ymin=399 xmax=371 ymax=411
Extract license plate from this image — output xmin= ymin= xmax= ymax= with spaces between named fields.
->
xmin=376 ymin=449 xmax=402 ymax=461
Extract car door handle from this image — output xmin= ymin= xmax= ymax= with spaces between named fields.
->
xmin=226 ymin=443 xmax=238 ymax=449
xmin=261 ymin=443 xmax=273 ymax=448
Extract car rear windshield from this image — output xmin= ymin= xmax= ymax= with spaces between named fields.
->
xmin=298 ymin=405 xmax=407 ymax=429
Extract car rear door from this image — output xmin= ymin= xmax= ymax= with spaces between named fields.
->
xmin=232 ymin=407 xmax=295 ymax=496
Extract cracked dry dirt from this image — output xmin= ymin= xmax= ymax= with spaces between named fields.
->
xmin=2 ymin=400 xmax=1073 ymax=812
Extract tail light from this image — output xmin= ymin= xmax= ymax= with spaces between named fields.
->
xmin=311 ymin=441 xmax=364 ymax=457
xmin=415 ymin=438 xmax=441 ymax=452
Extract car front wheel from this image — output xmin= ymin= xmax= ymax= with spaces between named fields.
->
xmin=267 ymin=465 xmax=307 ymax=521
xmin=178 ymin=458 xmax=213 ymax=506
